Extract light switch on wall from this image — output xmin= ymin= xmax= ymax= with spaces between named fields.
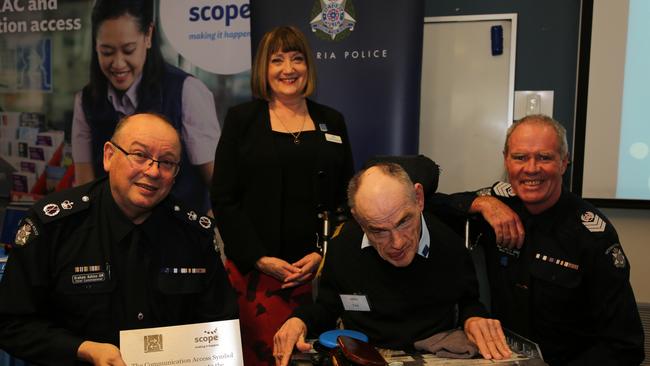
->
xmin=525 ymin=93 xmax=541 ymax=114
xmin=514 ymin=90 xmax=554 ymax=120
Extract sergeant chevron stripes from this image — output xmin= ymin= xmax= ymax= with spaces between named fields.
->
xmin=493 ymin=182 xmax=516 ymax=197
xmin=581 ymin=211 xmax=606 ymax=232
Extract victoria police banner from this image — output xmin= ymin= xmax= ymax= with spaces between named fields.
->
xmin=250 ymin=0 xmax=424 ymax=167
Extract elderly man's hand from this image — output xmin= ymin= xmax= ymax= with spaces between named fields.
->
xmin=470 ymin=196 xmax=525 ymax=249
xmin=463 ymin=317 xmax=511 ymax=360
xmin=77 ymin=341 xmax=126 ymax=365
xmin=273 ymin=317 xmax=311 ymax=366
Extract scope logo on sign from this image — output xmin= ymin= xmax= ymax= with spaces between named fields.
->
xmin=159 ymin=0 xmax=251 ymax=75
xmin=188 ymin=3 xmax=250 ymax=26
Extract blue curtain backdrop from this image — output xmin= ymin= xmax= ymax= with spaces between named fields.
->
xmin=250 ymin=0 xmax=424 ymax=168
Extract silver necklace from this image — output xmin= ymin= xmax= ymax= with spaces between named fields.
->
xmin=271 ymin=107 xmax=307 ymax=144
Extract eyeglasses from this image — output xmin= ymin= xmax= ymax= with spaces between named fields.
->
xmin=109 ymin=140 xmax=180 ymax=177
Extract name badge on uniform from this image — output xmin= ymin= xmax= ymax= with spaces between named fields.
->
xmin=325 ymin=133 xmax=342 ymax=144
xmin=71 ymin=264 xmax=109 ymax=284
xmin=497 ymin=245 xmax=520 ymax=258
xmin=72 ymin=271 xmax=107 ymax=285
xmin=340 ymin=294 xmax=371 ymax=311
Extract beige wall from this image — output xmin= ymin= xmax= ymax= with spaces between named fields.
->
xmin=602 ymin=208 xmax=650 ymax=303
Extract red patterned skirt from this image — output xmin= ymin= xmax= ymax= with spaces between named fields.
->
xmin=226 ymin=260 xmax=313 ymax=365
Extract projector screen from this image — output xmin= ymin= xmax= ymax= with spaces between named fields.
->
xmin=577 ymin=0 xmax=650 ymax=205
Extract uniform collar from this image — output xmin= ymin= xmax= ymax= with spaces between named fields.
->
xmin=523 ymin=186 xmax=571 ymax=231
xmin=101 ymin=181 xmax=136 ymax=244
xmin=138 ymin=199 xmax=174 ymax=243
xmin=102 ymin=181 xmax=174 ymax=245
xmin=106 ymin=74 xmax=142 ymax=116
xmin=361 ymin=213 xmax=431 ymax=258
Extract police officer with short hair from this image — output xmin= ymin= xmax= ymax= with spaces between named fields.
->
xmin=433 ymin=115 xmax=644 ymax=365
xmin=0 ymin=113 xmax=238 ymax=366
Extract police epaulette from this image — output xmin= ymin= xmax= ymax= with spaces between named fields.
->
xmin=578 ymin=208 xmax=607 ymax=233
xmin=491 ymin=181 xmax=517 ymax=198
xmin=167 ymin=200 xmax=214 ymax=234
xmin=34 ymin=185 xmax=93 ymax=223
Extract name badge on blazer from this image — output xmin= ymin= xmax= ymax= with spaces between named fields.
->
xmin=325 ymin=133 xmax=342 ymax=144
xmin=340 ymin=294 xmax=371 ymax=311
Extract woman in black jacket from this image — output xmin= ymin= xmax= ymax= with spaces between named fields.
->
xmin=211 ymin=26 xmax=354 ymax=365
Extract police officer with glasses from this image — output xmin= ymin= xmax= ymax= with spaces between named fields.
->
xmin=0 ymin=113 xmax=237 ymax=366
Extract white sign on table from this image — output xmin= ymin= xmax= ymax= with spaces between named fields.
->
xmin=120 ymin=319 xmax=243 ymax=366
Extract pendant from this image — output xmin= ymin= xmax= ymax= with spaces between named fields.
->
xmin=294 ymin=137 xmax=301 ymax=145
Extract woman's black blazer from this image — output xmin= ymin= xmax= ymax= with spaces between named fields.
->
xmin=211 ymin=98 xmax=354 ymax=273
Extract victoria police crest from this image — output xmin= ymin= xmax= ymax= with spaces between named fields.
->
xmin=310 ymin=0 xmax=356 ymax=41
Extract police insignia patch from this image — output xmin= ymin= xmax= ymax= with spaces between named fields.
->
xmin=493 ymin=182 xmax=515 ymax=197
xmin=43 ymin=203 xmax=60 ymax=217
xmin=580 ymin=211 xmax=594 ymax=222
xmin=310 ymin=0 xmax=356 ymax=41
xmin=581 ymin=210 xmax=606 ymax=232
xmin=606 ymin=244 xmax=626 ymax=268
xmin=14 ymin=220 xmax=38 ymax=246
xmin=612 ymin=248 xmax=626 ymax=268
xmin=199 ymin=216 xmax=212 ymax=229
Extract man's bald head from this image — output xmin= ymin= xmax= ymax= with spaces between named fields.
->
xmin=111 ymin=113 xmax=181 ymax=151
xmin=348 ymin=163 xmax=416 ymax=211
xmin=347 ymin=163 xmax=424 ymax=267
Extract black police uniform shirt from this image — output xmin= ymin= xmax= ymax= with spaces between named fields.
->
xmin=0 ymin=177 xmax=238 ymax=366
xmin=431 ymin=182 xmax=644 ymax=365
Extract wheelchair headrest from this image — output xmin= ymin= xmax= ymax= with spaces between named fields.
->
xmin=363 ymin=155 xmax=440 ymax=196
